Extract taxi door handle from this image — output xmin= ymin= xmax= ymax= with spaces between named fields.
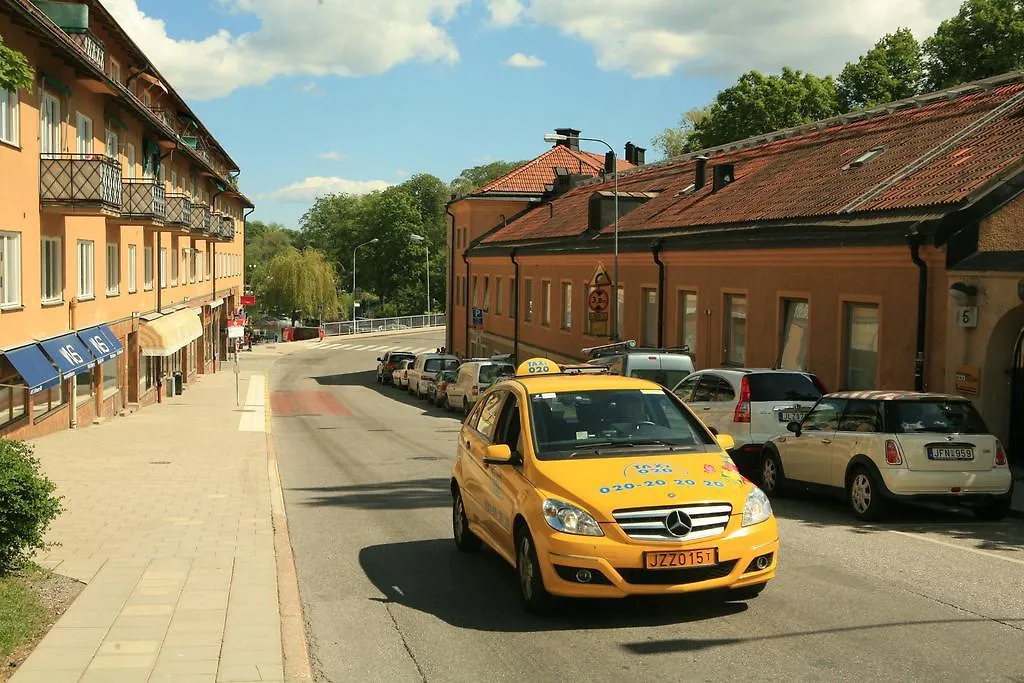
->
xmin=821 ymin=439 xmax=832 ymax=445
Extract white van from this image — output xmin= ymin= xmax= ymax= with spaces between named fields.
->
xmin=585 ymin=341 xmax=695 ymax=388
xmin=445 ymin=359 xmax=515 ymax=414
xmin=408 ymin=354 xmax=460 ymax=400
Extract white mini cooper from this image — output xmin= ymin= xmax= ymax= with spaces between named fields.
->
xmin=760 ymin=391 xmax=1013 ymax=521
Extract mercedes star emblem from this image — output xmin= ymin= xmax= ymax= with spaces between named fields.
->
xmin=664 ymin=510 xmax=692 ymax=537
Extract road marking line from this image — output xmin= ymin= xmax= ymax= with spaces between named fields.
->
xmin=889 ymin=530 xmax=1024 ymax=566
xmin=238 ymin=374 xmax=266 ymax=432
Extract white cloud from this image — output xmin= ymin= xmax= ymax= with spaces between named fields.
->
xmin=100 ymin=0 xmax=470 ymax=99
xmin=488 ymin=0 xmax=525 ymax=25
xmin=299 ymin=81 xmax=323 ymax=98
xmin=395 ymin=168 xmax=410 ymax=179
xmin=505 ymin=52 xmax=545 ymax=68
xmin=260 ymin=177 xmax=392 ymax=202
xmin=514 ymin=0 xmax=964 ymax=78
xmin=317 ymin=151 xmax=347 ymax=162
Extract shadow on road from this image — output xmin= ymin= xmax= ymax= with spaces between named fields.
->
xmin=359 ymin=538 xmax=748 ymax=632
xmin=288 ymin=477 xmax=451 ymax=510
xmin=311 ymin=369 xmax=465 ymax=421
xmin=770 ymin=488 xmax=1024 ymax=554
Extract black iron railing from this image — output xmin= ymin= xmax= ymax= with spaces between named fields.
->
xmin=220 ymin=216 xmax=235 ymax=241
xmin=122 ymin=179 xmax=166 ymax=221
xmin=67 ymin=30 xmax=104 ymax=69
xmin=40 ymin=154 xmax=122 ymax=209
xmin=191 ymin=203 xmax=211 ymax=234
xmin=166 ymin=193 xmax=192 ymax=228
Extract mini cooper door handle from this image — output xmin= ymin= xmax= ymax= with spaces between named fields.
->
xmin=821 ymin=438 xmax=832 ymax=445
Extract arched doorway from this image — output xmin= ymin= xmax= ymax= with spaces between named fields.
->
xmin=981 ymin=304 xmax=1024 ymax=462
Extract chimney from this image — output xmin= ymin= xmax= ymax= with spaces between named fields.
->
xmin=604 ymin=150 xmax=615 ymax=174
xmin=625 ymin=142 xmax=646 ymax=166
xmin=555 ymin=127 xmax=580 ymax=152
xmin=712 ymin=163 xmax=735 ymax=193
xmin=694 ymin=156 xmax=708 ymax=190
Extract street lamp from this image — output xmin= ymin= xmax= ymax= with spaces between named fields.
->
xmin=352 ymin=238 xmax=379 ymax=326
xmin=544 ymin=131 xmax=620 ymax=341
xmin=409 ymin=233 xmax=430 ymax=315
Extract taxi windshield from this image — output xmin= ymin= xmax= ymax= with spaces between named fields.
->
xmin=528 ymin=388 xmax=716 ymax=460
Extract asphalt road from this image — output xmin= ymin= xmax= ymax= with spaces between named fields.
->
xmin=270 ymin=330 xmax=1024 ymax=683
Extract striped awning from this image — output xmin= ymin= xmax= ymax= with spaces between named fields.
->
xmin=139 ymin=309 xmax=203 ymax=357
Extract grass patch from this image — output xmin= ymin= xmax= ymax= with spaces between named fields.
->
xmin=0 ymin=566 xmax=47 ymax=659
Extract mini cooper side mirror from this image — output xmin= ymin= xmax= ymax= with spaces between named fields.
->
xmin=787 ymin=421 xmax=802 ymax=436
xmin=484 ymin=444 xmax=514 ymax=465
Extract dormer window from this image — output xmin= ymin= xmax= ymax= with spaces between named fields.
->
xmin=844 ymin=146 xmax=886 ymax=170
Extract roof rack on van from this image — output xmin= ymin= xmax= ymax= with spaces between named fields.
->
xmin=583 ymin=340 xmax=693 ymax=359
xmin=581 ymin=340 xmax=637 ymax=358
xmin=557 ymin=365 xmax=611 ymax=375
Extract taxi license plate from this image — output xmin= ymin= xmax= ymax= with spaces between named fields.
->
xmin=644 ymin=548 xmax=718 ymax=570
xmin=927 ymin=447 xmax=974 ymax=460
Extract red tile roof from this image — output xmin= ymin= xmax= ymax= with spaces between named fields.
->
xmin=480 ymin=76 xmax=1024 ymax=245
xmin=470 ymin=146 xmax=634 ymax=196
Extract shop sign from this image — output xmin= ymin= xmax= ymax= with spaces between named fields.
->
xmin=954 ymin=364 xmax=980 ymax=395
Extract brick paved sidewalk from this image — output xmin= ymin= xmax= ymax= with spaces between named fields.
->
xmin=11 ymin=365 xmax=283 ymax=683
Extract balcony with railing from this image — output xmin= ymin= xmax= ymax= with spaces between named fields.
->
xmin=121 ymin=179 xmax=166 ymax=223
xmin=67 ymin=30 xmax=104 ymax=69
xmin=209 ymin=211 xmax=224 ymax=239
xmin=219 ymin=216 xmax=235 ymax=242
xmin=165 ymin=193 xmax=192 ymax=229
xmin=190 ymin=203 xmax=211 ymax=235
xmin=40 ymin=154 xmax=122 ymax=212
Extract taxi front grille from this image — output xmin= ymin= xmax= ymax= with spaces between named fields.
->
xmin=617 ymin=560 xmax=737 ymax=585
xmin=612 ymin=503 xmax=733 ymax=542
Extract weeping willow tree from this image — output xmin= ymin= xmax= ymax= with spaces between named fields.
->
xmin=258 ymin=247 xmax=340 ymax=325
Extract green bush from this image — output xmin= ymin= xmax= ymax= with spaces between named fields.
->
xmin=0 ymin=440 xmax=62 ymax=574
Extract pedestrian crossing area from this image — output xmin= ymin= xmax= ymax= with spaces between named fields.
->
xmin=306 ymin=340 xmax=440 ymax=355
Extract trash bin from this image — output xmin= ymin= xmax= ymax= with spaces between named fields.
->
xmin=165 ymin=378 xmax=174 ymax=398
xmin=173 ymin=371 xmax=183 ymax=395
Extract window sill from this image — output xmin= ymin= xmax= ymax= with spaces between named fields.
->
xmin=144 ymin=285 xmax=154 ymax=292
xmin=106 ymin=291 xmax=120 ymax=297
xmin=128 ymin=289 xmax=137 ymax=295
xmin=77 ymin=295 xmax=95 ymax=302
xmin=41 ymin=299 xmax=64 ymax=308
xmin=0 ymin=303 xmax=24 ymax=312
xmin=0 ymin=139 xmax=21 ymax=151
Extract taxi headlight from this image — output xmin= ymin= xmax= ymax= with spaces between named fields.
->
xmin=542 ymin=499 xmax=604 ymax=537
xmin=742 ymin=487 xmax=773 ymax=527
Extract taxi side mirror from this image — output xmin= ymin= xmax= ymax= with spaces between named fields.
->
xmin=484 ymin=444 xmax=514 ymax=465
xmin=716 ymin=433 xmax=735 ymax=451
xmin=787 ymin=421 xmax=802 ymax=436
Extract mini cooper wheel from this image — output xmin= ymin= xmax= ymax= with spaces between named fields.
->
xmin=760 ymin=449 xmax=787 ymax=497
xmin=515 ymin=527 xmax=553 ymax=614
xmin=847 ymin=466 xmax=889 ymax=522
xmin=452 ymin=489 xmax=482 ymax=552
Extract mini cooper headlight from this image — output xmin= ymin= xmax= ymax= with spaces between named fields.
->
xmin=742 ymin=487 xmax=773 ymax=527
xmin=542 ymin=499 xmax=604 ymax=537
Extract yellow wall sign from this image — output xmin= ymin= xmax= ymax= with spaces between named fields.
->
xmin=954 ymin=364 xmax=980 ymax=395
xmin=516 ymin=358 xmax=560 ymax=376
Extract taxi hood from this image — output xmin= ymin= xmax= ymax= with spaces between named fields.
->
xmin=530 ymin=450 xmax=754 ymax=522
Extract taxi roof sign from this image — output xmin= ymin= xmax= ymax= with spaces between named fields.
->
xmin=516 ymin=358 xmax=561 ymax=376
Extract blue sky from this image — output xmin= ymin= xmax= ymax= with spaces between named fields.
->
xmin=108 ymin=0 xmax=963 ymax=228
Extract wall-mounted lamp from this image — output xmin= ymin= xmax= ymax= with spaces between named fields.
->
xmin=949 ymin=281 xmax=978 ymax=306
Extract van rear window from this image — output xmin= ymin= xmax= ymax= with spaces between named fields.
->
xmin=747 ymin=373 xmax=822 ymax=402
xmin=629 ymin=369 xmax=691 ymax=388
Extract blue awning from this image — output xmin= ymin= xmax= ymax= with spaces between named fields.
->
xmin=3 ymin=345 xmax=60 ymax=395
xmin=40 ymin=334 xmax=96 ymax=379
xmin=77 ymin=325 xmax=123 ymax=363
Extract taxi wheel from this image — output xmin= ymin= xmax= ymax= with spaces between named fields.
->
xmin=760 ymin=449 xmax=787 ymax=497
xmin=516 ymin=527 xmax=554 ymax=614
xmin=728 ymin=583 xmax=766 ymax=600
xmin=452 ymin=490 xmax=482 ymax=552
xmin=847 ymin=467 xmax=889 ymax=522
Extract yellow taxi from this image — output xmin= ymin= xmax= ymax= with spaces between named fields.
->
xmin=450 ymin=357 xmax=779 ymax=613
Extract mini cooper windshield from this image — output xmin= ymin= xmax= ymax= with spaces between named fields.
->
xmin=529 ymin=388 xmax=717 ymax=460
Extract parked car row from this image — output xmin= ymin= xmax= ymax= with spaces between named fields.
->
xmin=585 ymin=340 xmax=1014 ymax=521
xmin=376 ymin=351 xmax=515 ymax=413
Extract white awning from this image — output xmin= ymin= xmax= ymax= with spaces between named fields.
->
xmin=139 ymin=308 xmax=203 ymax=357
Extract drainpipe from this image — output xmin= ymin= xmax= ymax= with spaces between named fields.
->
xmin=907 ymin=230 xmax=928 ymax=392
xmin=155 ymin=231 xmax=163 ymax=403
xmin=462 ymin=251 xmax=471 ymax=356
xmin=651 ymin=239 xmax=665 ymax=349
xmin=510 ymin=248 xmax=520 ymax=364
xmin=445 ymin=203 xmax=456 ymax=353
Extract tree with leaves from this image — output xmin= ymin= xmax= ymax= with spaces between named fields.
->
xmin=924 ymin=0 xmax=1024 ymax=89
xmin=449 ymin=161 xmax=525 ymax=196
xmin=0 ymin=34 xmax=33 ymax=92
xmin=258 ymin=248 xmax=340 ymax=325
xmin=838 ymin=28 xmax=925 ymax=111
xmin=652 ymin=107 xmax=710 ymax=158
xmin=684 ymin=68 xmax=840 ymax=150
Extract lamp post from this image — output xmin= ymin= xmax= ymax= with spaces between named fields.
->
xmin=352 ymin=238 xmax=379 ymax=327
xmin=409 ymin=233 xmax=430 ymax=315
xmin=544 ymin=132 xmax=619 ymax=341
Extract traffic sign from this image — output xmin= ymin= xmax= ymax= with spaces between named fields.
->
xmin=472 ymin=307 xmax=484 ymax=327
xmin=590 ymin=262 xmax=612 ymax=287
xmin=587 ymin=287 xmax=609 ymax=313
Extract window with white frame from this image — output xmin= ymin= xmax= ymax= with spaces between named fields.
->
xmin=197 ymin=251 xmax=203 ymax=282
xmin=76 ymin=113 xmax=93 ymax=154
xmin=106 ymin=243 xmax=119 ymax=295
xmin=170 ymin=241 xmax=178 ymax=285
xmin=105 ymin=127 xmax=118 ymax=160
xmin=40 ymin=236 xmax=61 ymax=303
xmin=205 ymin=247 xmax=211 ymax=279
xmin=39 ymin=92 xmax=60 ymax=154
xmin=77 ymin=240 xmax=94 ymax=299
xmin=127 ymin=244 xmax=137 ymax=294
xmin=124 ymin=142 xmax=135 ymax=178
xmin=0 ymin=89 xmax=19 ymax=146
xmin=170 ymin=168 xmax=177 ymax=192
xmin=144 ymin=244 xmax=153 ymax=290
xmin=159 ymin=247 xmax=167 ymax=288
xmin=0 ymin=232 xmax=21 ymax=307
xmin=109 ymin=58 xmax=121 ymax=84
xmin=189 ymin=249 xmax=196 ymax=284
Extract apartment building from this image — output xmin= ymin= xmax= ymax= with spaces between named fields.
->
xmin=0 ymin=0 xmax=251 ymax=439
xmin=449 ymin=74 xmax=1024 ymax=466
